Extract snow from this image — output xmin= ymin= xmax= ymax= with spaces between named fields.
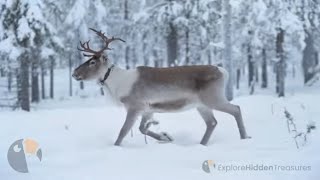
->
xmin=0 ymin=63 xmax=319 ymax=180
xmin=209 ymin=41 xmax=225 ymax=48
xmin=65 ymin=0 xmax=90 ymax=27
xmin=0 ymin=37 xmax=21 ymax=60
xmin=230 ymin=0 xmax=242 ymax=9
xmin=17 ymin=17 xmax=34 ymax=42
xmin=26 ymin=0 xmax=45 ymax=23
xmin=41 ymin=47 xmax=55 ymax=58
xmin=1 ymin=0 xmax=320 ymax=179
xmin=93 ymin=0 xmax=107 ymax=23
xmin=0 ymin=92 xmax=319 ymax=180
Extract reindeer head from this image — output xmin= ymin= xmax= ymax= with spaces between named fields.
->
xmin=72 ymin=28 xmax=125 ymax=81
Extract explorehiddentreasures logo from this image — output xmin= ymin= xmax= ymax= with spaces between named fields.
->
xmin=7 ymin=139 xmax=42 ymax=173
xmin=202 ymin=160 xmax=215 ymax=173
xmin=201 ymin=160 xmax=311 ymax=173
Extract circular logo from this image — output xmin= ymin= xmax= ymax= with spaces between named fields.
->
xmin=202 ymin=160 xmax=214 ymax=173
xmin=7 ymin=139 xmax=42 ymax=173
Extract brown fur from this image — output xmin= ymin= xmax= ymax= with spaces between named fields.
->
xmin=137 ymin=65 xmax=222 ymax=91
xmin=150 ymin=99 xmax=188 ymax=110
xmin=119 ymin=65 xmax=223 ymax=108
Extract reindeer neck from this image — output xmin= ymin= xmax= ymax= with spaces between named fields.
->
xmin=100 ymin=64 xmax=138 ymax=101
xmin=106 ymin=65 xmax=136 ymax=83
xmin=99 ymin=64 xmax=115 ymax=85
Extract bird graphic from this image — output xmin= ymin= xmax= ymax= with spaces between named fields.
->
xmin=202 ymin=160 xmax=214 ymax=173
xmin=7 ymin=139 xmax=42 ymax=173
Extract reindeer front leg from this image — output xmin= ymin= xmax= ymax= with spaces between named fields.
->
xmin=139 ymin=113 xmax=173 ymax=143
xmin=114 ymin=109 xmax=139 ymax=146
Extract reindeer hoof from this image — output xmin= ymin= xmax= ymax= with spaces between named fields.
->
xmin=159 ymin=132 xmax=174 ymax=142
xmin=146 ymin=119 xmax=159 ymax=127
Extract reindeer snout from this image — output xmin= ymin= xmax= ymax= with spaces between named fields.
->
xmin=72 ymin=71 xmax=83 ymax=81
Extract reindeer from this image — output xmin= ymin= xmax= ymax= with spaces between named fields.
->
xmin=72 ymin=28 xmax=251 ymax=146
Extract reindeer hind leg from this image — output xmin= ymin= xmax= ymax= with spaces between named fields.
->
xmin=213 ymin=102 xmax=250 ymax=139
xmin=197 ymin=107 xmax=218 ymax=145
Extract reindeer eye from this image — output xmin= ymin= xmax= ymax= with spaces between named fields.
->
xmin=89 ymin=60 xmax=96 ymax=65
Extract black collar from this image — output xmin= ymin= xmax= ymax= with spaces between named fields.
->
xmin=99 ymin=65 xmax=115 ymax=85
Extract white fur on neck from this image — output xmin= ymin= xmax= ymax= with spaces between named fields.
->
xmin=100 ymin=65 xmax=138 ymax=104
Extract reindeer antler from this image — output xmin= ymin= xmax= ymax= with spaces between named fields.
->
xmin=77 ymin=40 xmax=100 ymax=57
xmin=77 ymin=28 xmax=125 ymax=58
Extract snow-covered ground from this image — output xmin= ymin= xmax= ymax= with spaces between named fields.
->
xmin=0 ymin=68 xmax=320 ymax=180
xmin=1 ymin=93 xmax=319 ymax=180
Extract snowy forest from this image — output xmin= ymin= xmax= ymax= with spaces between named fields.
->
xmin=0 ymin=0 xmax=320 ymax=111
xmin=1 ymin=0 xmax=320 ymax=179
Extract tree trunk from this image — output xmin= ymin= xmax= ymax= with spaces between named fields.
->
xmin=185 ymin=29 xmax=190 ymax=65
xmin=276 ymin=28 xmax=285 ymax=97
xmin=223 ymin=0 xmax=233 ymax=101
xmin=153 ymin=47 xmax=159 ymax=67
xmin=255 ymin=65 xmax=259 ymax=83
xmin=124 ymin=0 xmax=129 ymax=19
xmin=125 ymin=46 xmax=130 ymax=69
xmin=69 ymin=54 xmax=73 ymax=96
xmin=292 ymin=64 xmax=296 ymax=78
xmin=207 ymin=50 xmax=212 ymax=65
xmin=8 ymin=70 xmax=12 ymax=92
xmin=302 ymin=32 xmax=317 ymax=83
xmin=31 ymin=61 xmax=40 ymax=102
xmin=79 ymin=81 xmax=84 ymax=90
xmin=41 ymin=62 xmax=45 ymax=99
xmin=154 ymin=60 xmax=159 ymax=68
xmin=142 ymin=33 xmax=149 ymax=66
xmin=49 ymin=56 xmax=54 ymax=99
xmin=261 ymin=48 xmax=268 ymax=88
xmin=19 ymin=53 xmax=30 ymax=111
xmin=124 ymin=0 xmax=130 ymax=69
xmin=167 ymin=23 xmax=178 ymax=66
xmin=0 ymin=67 xmax=4 ymax=77
xmin=247 ymin=44 xmax=254 ymax=87
xmin=236 ymin=68 xmax=240 ymax=89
